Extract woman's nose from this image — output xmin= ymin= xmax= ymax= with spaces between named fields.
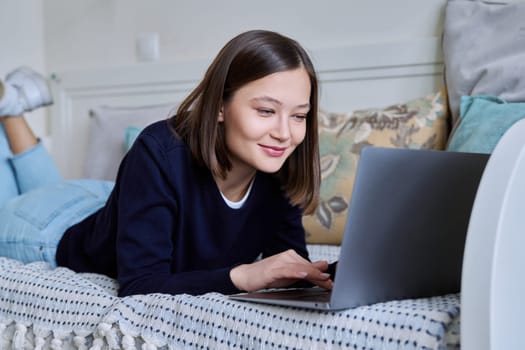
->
xmin=270 ymin=115 xmax=291 ymax=141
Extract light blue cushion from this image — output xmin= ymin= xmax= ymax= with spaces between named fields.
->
xmin=124 ymin=126 xmax=143 ymax=152
xmin=447 ymin=96 xmax=525 ymax=154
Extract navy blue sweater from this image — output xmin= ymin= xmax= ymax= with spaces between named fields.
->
xmin=56 ymin=120 xmax=309 ymax=297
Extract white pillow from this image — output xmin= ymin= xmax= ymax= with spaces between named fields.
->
xmin=84 ymin=103 xmax=175 ymax=180
xmin=443 ymin=0 xmax=525 ymax=124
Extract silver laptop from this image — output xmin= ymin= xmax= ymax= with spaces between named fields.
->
xmin=229 ymin=146 xmax=489 ymax=310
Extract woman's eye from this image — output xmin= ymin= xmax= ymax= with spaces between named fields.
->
xmin=257 ymin=108 xmax=274 ymax=116
xmin=292 ymin=114 xmax=307 ymax=121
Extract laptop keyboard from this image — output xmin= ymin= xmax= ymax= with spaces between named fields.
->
xmin=291 ymin=290 xmax=331 ymax=302
xmin=257 ymin=288 xmax=332 ymax=303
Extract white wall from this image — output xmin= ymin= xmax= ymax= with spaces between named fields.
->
xmin=43 ymin=0 xmax=446 ymax=72
xmin=0 ymin=0 xmax=47 ymax=136
xmin=2 ymin=0 xmax=447 ymax=138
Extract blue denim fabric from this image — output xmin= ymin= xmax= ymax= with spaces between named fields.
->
xmin=10 ymin=140 xmax=63 ymax=194
xmin=0 ymin=123 xmax=63 ymax=207
xmin=0 ymin=124 xmax=18 ymax=205
xmin=0 ymin=180 xmax=113 ymax=266
xmin=0 ymin=125 xmax=113 ymax=265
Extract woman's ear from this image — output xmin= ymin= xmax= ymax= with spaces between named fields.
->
xmin=218 ymin=106 xmax=224 ymax=122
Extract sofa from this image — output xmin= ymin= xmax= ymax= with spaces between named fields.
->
xmin=2 ymin=1 xmax=525 ymax=348
xmin=0 ymin=87 xmax=463 ymax=349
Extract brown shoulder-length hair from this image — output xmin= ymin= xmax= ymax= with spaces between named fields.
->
xmin=169 ymin=30 xmax=320 ymax=214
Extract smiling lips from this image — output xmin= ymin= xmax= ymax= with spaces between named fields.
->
xmin=259 ymin=144 xmax=287 ymax=157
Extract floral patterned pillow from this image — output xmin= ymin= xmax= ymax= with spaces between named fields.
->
xmin=303 ymin=89 xmax=450 ymax=245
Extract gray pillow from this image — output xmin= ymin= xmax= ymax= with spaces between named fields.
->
xmin=84 ymin=103 xmax=175 ymax=180
xmin=443 ymin=0 xmax=525 ymax=125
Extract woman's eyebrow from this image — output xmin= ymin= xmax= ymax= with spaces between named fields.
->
xmin=251 ymin=96 xmax=282 ymax=105
xmin=251 ymin=96 xmax=310 ymax=109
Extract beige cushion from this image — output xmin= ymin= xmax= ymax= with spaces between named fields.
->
xmin=303 ymin=89 xmax=450 ymax=245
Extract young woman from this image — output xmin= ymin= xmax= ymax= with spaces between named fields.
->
xmin=0 ymin=30 xmax=333 ymax=297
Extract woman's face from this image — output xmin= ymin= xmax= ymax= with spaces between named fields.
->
xmin=219 ymin=67 xmax=311 ymax=176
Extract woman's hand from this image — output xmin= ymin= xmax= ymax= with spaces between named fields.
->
xmin=229 ymin=249 xmax=333 ymax=292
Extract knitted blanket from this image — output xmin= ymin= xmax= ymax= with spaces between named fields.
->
xmin=0 ymin=246 xmax=460 ymax=349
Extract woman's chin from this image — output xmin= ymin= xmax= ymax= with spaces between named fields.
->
xmin=255 ymin=161 xmax=286 ymax=174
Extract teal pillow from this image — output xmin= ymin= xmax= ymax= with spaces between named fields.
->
xmin=124 ymin=126 xmax=143 ymax=152
xmin=447 ymin=96 xmax=525 ymax=154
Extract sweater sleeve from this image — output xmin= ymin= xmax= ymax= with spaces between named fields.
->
xmin=261 ymin=199 xmax=310 ymax=261
xmin=115 ymin=133 xmax=240 ymax=297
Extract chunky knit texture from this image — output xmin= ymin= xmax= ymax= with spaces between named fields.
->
xmin=0 ymin=245 xmax=460 ymax=349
